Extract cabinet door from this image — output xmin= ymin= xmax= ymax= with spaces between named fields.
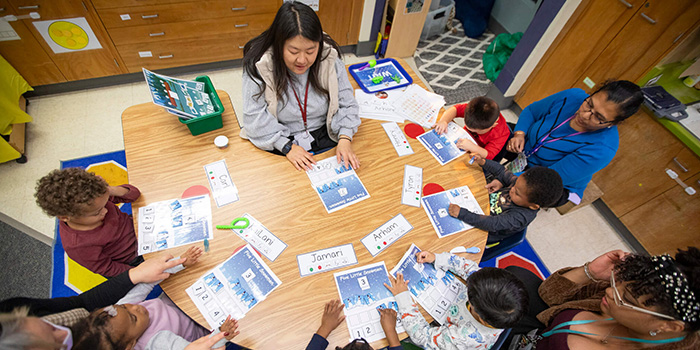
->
xmin=515 ymin=0 xmax=644 ymax=108
xmin=9 ymin=0 xmax=123 ymax=81
xmin=594 ymin=109 xmax=700 ymax=217
xmin=571 ymin=0 xmax=700 ymax=92
xmin=316 ymin=0 xmax=363 ymax=46
xmin=620 ymin=172 xmax=700 ymax=255
xmin=0 ymin=1 xmax=65 ymax=85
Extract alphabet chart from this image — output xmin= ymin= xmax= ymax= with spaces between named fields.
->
xmin=421 ymin=186 xmax=484 ymax=238
xmin=306 ymin=156 xmax=370 ymax=213
xmin=392 ymin=84 xmax=445 ymax=128
xmin=334 ymin=262 xmax=405 ymax=342
xmin=137 ymin=195 xmax=214 ymax=255
xmin=186 ymin=244 xmax=282 ymax=329
xmin=390 ymin=244 xmax=466 ymax=324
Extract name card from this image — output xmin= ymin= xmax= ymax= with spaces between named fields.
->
xmin=204 ymin=160 xmax=239 ymax=207
xmin=361 ymin=214 xmax=413 ymax=256
xmin=297 ymin=243 xmax=358 ymax=277
xmin=382 ymin=122 xmax=414 ymax=156
xmin=401 ymin=165 xmax=422 ymax=207
xmin=233 ymin=213 xmax=287 ymax=261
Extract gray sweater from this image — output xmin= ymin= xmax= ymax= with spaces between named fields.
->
xmin=241 ymin=58 xmax=360 ymax=152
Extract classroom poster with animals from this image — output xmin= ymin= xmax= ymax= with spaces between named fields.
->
xmin=390 ymin=244 xmax=467 ymax=324
xmin=186 ymin=245 xmax=282 ymax=329
xmin=306 ymin=157 xmax=370 ymax=213
xmin=334 ymin=262 xmax=405 ymax=342
xmin=421 ymin=186 xmax=484 ymax=238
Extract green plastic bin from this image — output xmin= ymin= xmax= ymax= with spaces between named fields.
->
xmin=178 ymin=75 xmax=224 ymax=136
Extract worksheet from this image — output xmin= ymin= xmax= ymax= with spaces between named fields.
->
xmin=137 ymin=195 xmax=214 ymax=255
xmin=421 ymin=186 xmax=484 ymax=238
xmin=143 ymin=68 xmax=213 ymax=118
xmin=355 ymin=88 xmax=406 ymax=122
xmin=186 ymin=245 xmax=282 ymax=329
xmin=392 ymin=84 xmax=445 ymax=128
xmin=390 ymin=244 xmax=467 ymax=324
xmin=306 ymin=157 xmax=370 ymax=213
xmin=334 ymin=262 xmax=405 ymax=342
xmin=417 ymin=122 xmax=477 ymax=165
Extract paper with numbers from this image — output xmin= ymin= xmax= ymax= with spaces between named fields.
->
xmin=297 ymin=243 xmax=358 ymax=277
xmin=417 ymin=122 xmax=477 ymax=165
xmin=186 ymin=244 xmax=282 ymax=329
xmin=382 ymin=122 xmax=414 ymax=156
xmin=231 ymin=213 xmax=287 ymax=262
xmin=392 ymin=84 xmax=445 ymax=128
xmin=137 ymin=195 xmax=213 ymax=255
xmin=390 ymin=244 xmax=467 ymax=324
xmin=334 ymin=262 xmax=405 ymax=342
xmin=360 ymin=214 xmax=413 ymax=256
xmin=306 ymin=156 xmax=370 ymax=213
xmin=204 ymin=160 xmax=239 ymax=207
xmin=421 ymin=185 xmax=484 ymax=238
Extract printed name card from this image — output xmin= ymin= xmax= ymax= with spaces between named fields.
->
xmin=204 ymin=160 xmax=239 ymax=207
xmin=401 ymin=165 xmax=422 ymax=207
xmin=382 ymin=122 xmax=414 ymax=156
xmin=361 ymin=214 xmax=414 ymax=256
xmin=297 ymin=243 xmax=358 ymax=277
xmin=233 ymin=213 xmax=287 ymax=262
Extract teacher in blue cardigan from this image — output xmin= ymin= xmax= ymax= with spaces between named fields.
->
xmin=507 ymin=80 xmax=643 ymax=205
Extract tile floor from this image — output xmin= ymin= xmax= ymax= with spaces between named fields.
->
xmin=0 ymin=53 xmax=631 ymax=273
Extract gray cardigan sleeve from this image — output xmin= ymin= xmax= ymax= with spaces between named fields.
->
xmin=145 ymin=330 xmax=228 ymax=350
xmin=330 ymin=58 xmax=360 ymax=138
xmin=241 ymin=71 xmax=291 ymax=152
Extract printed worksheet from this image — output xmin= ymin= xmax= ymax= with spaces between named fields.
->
xmin=417 ymin=122 xmax=477 ymax=165
xmin=143 ymin=68 xmax=213 ymax=118
xmin=137 ymin=195 xmax=214 ymax=255
xmin=306 ymin=157 xmax=370 ymax=213
xmin=390 ymin=244 xmax=467 ymax=324
xmin=421 ymin=186 xmax=484 ymax=238
xmin=392 ymin=84 xmax=445 ymax=128
xmin=334 ymin=262 xmax=405 ymax=342
xmin=186 ymin=245 xmax=282 ymax=329
xmin=355 ymin=88 xmax=406 ymax=122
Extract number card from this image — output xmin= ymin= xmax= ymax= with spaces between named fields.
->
xmin=360 ymin=214 xmax=413 ymax=257
xmin=401 ymin=165 xmax=422 ymax=207
xmin=204 ymin=160 xmax=239 ymax=207
xmin=297 ymin=243 xmax=358 ymax=277
xmin=231 ymin=213 xmax=287 ymax=262
xmin=381 ymin=122 xmax=414 ymax=156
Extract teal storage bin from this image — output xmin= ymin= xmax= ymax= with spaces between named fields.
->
xmin=178 ymin=75 xmax=224 ymax=136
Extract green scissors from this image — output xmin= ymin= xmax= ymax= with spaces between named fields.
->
xmin=216 ymin=217 xmax=250 ymax=230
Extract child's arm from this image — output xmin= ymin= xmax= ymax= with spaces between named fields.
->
xmin=418 ymin=251 xmax=480 ymax=281
xmin=455 ymin=139 xmax=488 ymax=158
xmin=306 ymin=299 xmax=345 ymax=350
xmin=434 ymin=106 xmax=458 ymax=135
xmin=480 ymin=158 xmax=517 ymax=187
xmin=448 ymin=204 xmax=534 ymax=236
xmin=378 ymin=308 xmax=403 ymax=349
xmin=108 ymin=184 xmax=141 ymax=204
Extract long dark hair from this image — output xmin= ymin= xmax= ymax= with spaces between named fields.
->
xmin=243 ymin=1 xmax=341 ymax=102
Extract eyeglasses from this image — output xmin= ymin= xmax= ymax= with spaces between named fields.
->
xmin=583 ymin=97 xmax=614 ymax=125
xmin=610 ymin=273 xmax=677 ymax=320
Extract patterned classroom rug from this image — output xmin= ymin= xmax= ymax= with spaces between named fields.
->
xmin=479 ymin=239 xmax=550 ymax=280
xmin=51 ymin=150 xmax=132 ymax=297
xmin=414 ymin=20 xmax=494 ymax=106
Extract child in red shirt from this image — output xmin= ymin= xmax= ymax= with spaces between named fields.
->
xmin=35 ymin=168 xmax=141 ymax=277
xmin=434 ymin=96 xmax=510 ymax=160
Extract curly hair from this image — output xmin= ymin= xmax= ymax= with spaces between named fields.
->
xmin=520 ymin=166 xmax=563 ymax=208
xmin=34 ymin=168 xmax=108 ymax=217
xmin=464 ymin=96 xmax=500 ymax=130
xmin=615 ymin=247 xmax=700 ymax=332
xmin=71 ymin=309 xmax=127 ymax=350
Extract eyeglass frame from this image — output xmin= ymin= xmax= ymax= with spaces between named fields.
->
xmin=610 ymin=273 xmax=677 ymax=320
xmin=582 ymin=96 xmax=615 ymax=125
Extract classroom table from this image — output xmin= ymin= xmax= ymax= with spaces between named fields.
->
xmin=121 ymin=58 xmax=489 ymax=350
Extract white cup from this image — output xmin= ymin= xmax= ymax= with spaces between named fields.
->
xmin=214 ymin=135 xmax=229 ymax=149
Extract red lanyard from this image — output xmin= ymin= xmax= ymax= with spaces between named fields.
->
xmin=291 ymin=80 xmax=310 ymax=132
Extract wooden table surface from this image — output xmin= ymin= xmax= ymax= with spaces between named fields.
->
xmin=121 ymin=58 xmax=489 ymax=349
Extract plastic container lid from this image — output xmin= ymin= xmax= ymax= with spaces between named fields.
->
xmin=214 ymin=135 xmax=229 ymax=148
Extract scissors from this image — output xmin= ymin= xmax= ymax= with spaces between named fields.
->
xmin=216 ymin=217 xmax=250 ymax=230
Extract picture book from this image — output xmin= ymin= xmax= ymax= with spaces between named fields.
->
xmin=417 ymin=122 xmax=477 ymax=165
xmin=143 ymin=68 xmax=215 ymax=119
xmin=421 ymin=186 xmax=484 ymax=238
xmin=306 ymin=156 xmax=370 ymax=213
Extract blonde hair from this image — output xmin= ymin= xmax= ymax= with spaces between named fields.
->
xmin=0 ymin=307 xmax=63 ymax=350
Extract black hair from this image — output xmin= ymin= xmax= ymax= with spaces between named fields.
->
xmin=591 ymin=80 xmax=643 ymax=123
xmin=467 ymin=267 xmax=529 ymax=329
xmin=464 ymin=96 xmax=500 ymax=130
xmin=615 ymin=247 xmax=700 ymax=332
xmin=242 ymin=1 xmax=341 ymax=102
xmin=520 ymin=166 xmax=563 ymax=208
xmin=335 ymin=338 xmax=373 ymax=350
xmin=71 ymin=310 xmax=126 ymax=350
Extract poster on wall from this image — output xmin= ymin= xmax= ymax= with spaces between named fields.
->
xmin=32 ymin=17 xmax=102 ymax=53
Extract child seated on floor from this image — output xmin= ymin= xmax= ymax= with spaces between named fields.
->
xmin=35 ymin=167 xmax=142 ymax=277
xmin=385 ymin=250 xmax=528 ymax=350
xmin=306 ymin=299 xmax=404 ymax=350
xmin=434 ymin=96 xmax=510 ymax=160
xmin=71 ymin=247 xmax=239 ymax=350
xmin=449 ymin=154 xmax=563 ymax=244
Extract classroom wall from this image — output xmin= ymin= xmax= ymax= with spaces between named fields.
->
xmin=359 ymin=0 xmax=378 ymax=42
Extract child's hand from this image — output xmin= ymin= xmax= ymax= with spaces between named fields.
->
xmin=219 ymin=315 xmax=240 ymax=341
xmin=182 ymin=246 xmax=203 ymax=268
xmin=434 ymin=121 xmax=448 ymax=135
xmin=448 ymin=204 xmax=461 ymax=217
xmin=485 ymin=179 xmax=504 ymax=193
xmin=384 ymin=273 xmax=409 ymax=295
xmin=107 ymin=185 xmax=130 ymax=197
xmin=456 ymin=138 xmax=477 ymax=152
xmin=469 ymin=153 xmax=486 ymax=167
xmin=317 ymin=299 xmax=345 ymax=338
xmin=378 ymin=308 xmax=400 ymax=338
xmin=185 ymin=332 xmax=226 ymax=350
xmin=415 ymin=251 xmax=436 ymax=264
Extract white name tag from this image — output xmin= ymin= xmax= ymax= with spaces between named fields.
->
xmin=294 ymin=131 xmax=314 ymax=151
xmin=382 ymin=122 xmax=414 ymax=156
xmin=204 ymin=160 xmax=239 ymax=207
xmin=297 ymin=243 xmax=358 ymax=277
xmin=361 ymin=214 xmax=413 ymax=256
xmin=233 ymin=213 xmax=287 ymax=261
xmin=401 ymin=165 xmax=422 ymax=207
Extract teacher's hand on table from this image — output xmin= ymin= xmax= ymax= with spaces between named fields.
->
xmin=384 ymin=272 xmax=409 ymax=295
xmin=128 ymin=254 xmax=186 ymax=284
xmin=508 ymin=132 xmax=526 ymax=153
xmin=286 ymin=144 xmax=316 ymax=171
xmin=336 ymin=138 xmax=360 ymax=170
xmin=185 ymin=332 xmax=226 ymax=350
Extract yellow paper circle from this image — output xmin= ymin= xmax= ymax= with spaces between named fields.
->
xmin=48 ymin=21 xmax=89 ymax=50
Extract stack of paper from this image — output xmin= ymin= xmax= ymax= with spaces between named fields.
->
xmin=392 ymin=84 xmax=445 ymax=128
xmin=354 ymin=88 xmax=406 ymax=123
xmin=143 ymin=68 xmax=215 ymax=120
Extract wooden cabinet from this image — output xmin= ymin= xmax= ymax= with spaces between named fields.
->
xmin=316 ymin=0 xmax=363 ymax=46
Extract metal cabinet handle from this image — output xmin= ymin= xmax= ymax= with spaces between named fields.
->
xmin=231 ymin=6 xmax=247 ymax=11
xmin=617 ymin=0 xmax=633 ymax=8
xmin=18 ymin=5 xmax=39 ymax=10
xmin=238 ymin=45 xmax=245 ymax=49
xmin=234 ymin=23 xmax=249 ymax=28
xmin=0 ymin=7 xmax=5 ymax=12
xmin=673 ymin=157 xmax=689 ymax=172
xmin=158 ymin=54 xmax=173 ymax=59
xmin=141 ymin=14 xmax=159 ymax=19
xmin=641 ymin=12 xmax=656 ymax=24
xmin=149 ymin=32 xmax=165 ymax=37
